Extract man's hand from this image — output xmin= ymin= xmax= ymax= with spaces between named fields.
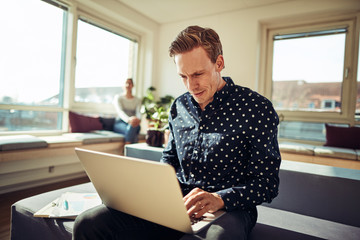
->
xmin=128 ymin=116 xmax=140 ymax=127
xmin=183 ymin=188 xmax=224 ymax=219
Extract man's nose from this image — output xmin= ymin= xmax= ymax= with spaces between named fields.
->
xmin=187 ymin=77 xmax=198 ymax=91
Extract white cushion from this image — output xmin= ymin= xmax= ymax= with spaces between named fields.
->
xmin=279 ymin=142 xmax=315 ymax=155
xmin=314 ymin=146 xmax=357 ymax=160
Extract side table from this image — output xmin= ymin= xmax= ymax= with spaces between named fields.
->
xmin=124 ymin=143 xmax=164 ymax=161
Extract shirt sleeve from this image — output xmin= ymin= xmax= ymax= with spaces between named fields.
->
xmin=216 ymin=104 xmax=281 ymax=212
xmin=113 ymin=95 xmax=130 ymax=123
xmin=160 ymin=113 xmax=180 ymax=169
xmin=135 ymin=98 xmax=142 ymax=119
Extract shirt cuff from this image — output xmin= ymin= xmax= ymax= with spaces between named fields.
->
xmin=216 ymin=188 xmax=240 ymax=211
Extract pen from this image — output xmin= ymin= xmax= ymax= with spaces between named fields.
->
xmin=63 ymin=200 xmax=69 ymax=210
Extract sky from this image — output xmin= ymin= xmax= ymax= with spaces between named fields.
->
xmin=273 ymin=33 xmax=346 ymax=83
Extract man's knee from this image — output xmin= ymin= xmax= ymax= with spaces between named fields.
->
xmin=73 ymin=209 xmax=95 ymax=239
xmin=73 ymin=205 xmax=109 ymax=239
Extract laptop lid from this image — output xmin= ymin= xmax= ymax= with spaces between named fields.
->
xmin=75 ymin=148 xmax=195 ymax=233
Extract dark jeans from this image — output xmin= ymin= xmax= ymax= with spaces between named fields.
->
xmin=113 ymin=119 xmax=140 ymax=143
xmin=73 ymin=204 xmax=254 ymax=240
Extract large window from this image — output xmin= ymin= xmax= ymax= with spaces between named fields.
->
xmin=0 ymin=0 xmax=139 ymax=134
xmin=262 ymin=15 xmax=359 ymax=142
xmin=0 ymin=0 xmax=67 ymax=132
xmin=75 ymin=19 xmax=137 ymax=104
xmin=272 ymin=29 xmax=346 ymax=112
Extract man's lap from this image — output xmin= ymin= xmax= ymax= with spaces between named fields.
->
xmin=73 ymin=204 xmax=253 ymax=240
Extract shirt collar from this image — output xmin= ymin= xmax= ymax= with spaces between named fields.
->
xmin=188 ymin=77 xmax=235 ymax=113
xmin=206 ymin=77 xmax=234 ymax=110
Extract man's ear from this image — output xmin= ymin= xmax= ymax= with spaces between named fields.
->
xmin=215 ymin=55 xmax=225 ymax=71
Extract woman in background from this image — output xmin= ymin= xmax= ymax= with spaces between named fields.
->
xmin=113 ymin=78 xmax=141 ymax=144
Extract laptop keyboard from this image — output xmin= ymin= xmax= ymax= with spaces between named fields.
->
xmin=190 ymin=215 xmax=206 ymax=225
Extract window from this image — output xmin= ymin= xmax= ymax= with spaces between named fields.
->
xmin=262 ymin=15 xmax=360 ymax=142
xmin=0 ymin=1 xmax=140 ymax=134
xmin=272 ymin=29 xmax=346 ymax=113
xmin=74 ymin=19 xmax=137 ymax=104
xmin=0 ymin=0 xmax=67 ymax=132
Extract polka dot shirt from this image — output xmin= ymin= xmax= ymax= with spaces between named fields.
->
xmin=161 ymin=77 xmax=281 ymax=223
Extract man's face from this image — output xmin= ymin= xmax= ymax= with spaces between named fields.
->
xmin=175 ymin=47 xmax=224 ymax=110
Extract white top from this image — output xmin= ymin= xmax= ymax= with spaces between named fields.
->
xmin=113 ymin=94 xmax=142 ymax=122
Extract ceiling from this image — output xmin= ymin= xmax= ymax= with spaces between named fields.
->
xmin=117 ymin=0 xmax=293 ymax=24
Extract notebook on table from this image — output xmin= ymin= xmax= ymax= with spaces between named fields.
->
xmin=75 ymin=148 xmax=225 ymax=234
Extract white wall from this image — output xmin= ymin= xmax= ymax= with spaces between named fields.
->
xmin=154 ymin=0 xmax=360 ymax=99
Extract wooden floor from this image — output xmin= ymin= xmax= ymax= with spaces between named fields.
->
xmin=0 ymin=177 xmax=90 ymax=240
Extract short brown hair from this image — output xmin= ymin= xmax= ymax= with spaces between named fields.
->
xmin=169 ymin=26 xmax=223 ymax=64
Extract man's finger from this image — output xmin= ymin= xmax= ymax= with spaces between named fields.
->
xmin=188 ymin=201 xmax=209 ymax=218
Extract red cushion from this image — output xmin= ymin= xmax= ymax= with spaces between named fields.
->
xmin=68 ymin=111 xmax=103 ymax=133
xmin=324 ymin=124 xmax=360 ymax=149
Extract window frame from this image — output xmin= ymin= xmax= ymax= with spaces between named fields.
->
xmin=259 ymin=12 xmax=360 ymax=126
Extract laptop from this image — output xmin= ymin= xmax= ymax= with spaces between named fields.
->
xmin=75 ymin=148 xmax=225 ymax=234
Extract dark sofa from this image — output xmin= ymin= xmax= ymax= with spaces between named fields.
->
xmin=10 ymin=145 xmax=360 ymax=240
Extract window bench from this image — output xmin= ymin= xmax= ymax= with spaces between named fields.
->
xmin=0 ymin=131 xmax=125 ymax=194
xmin=279 ymin=141 xmax=360 ymax=170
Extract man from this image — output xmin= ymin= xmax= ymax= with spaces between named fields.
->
xmin=73 ymin=25 xmax=281 ymax=240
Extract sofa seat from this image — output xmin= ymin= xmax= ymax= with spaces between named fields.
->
xmin=251 ymin=206 xmax=360 ymax=240
xmin=10 ymin=156 xmax=360 ymax=240
xmin=11 ymin=173 xmax=360 ymax=240
xmin=11 ymin=183 xmax=95 ymax=240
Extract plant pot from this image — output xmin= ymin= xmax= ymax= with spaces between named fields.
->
xmin=146 ymin=129 xmax=164 ymax=147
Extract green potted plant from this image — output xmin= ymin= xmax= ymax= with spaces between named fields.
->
xmin=141 ymin=87 xmax=174 ymax=147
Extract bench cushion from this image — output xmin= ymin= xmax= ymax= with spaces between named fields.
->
xmin=91 ymin=130 xmax=125 ymax=142
xmin=279 ymin=142 xmax=315 ymax=155
xmin=62 ymin=133 xmax=112 ymax=144
xmin=314 ymin=146 xmax=357 ymax=160
xmin=99 ymin=117 xmax=115 ymax=131
xmin=0 ymin=135 xmax=48 ymax=151
xmin=68 ymin=111 xmax=103 ymax=133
